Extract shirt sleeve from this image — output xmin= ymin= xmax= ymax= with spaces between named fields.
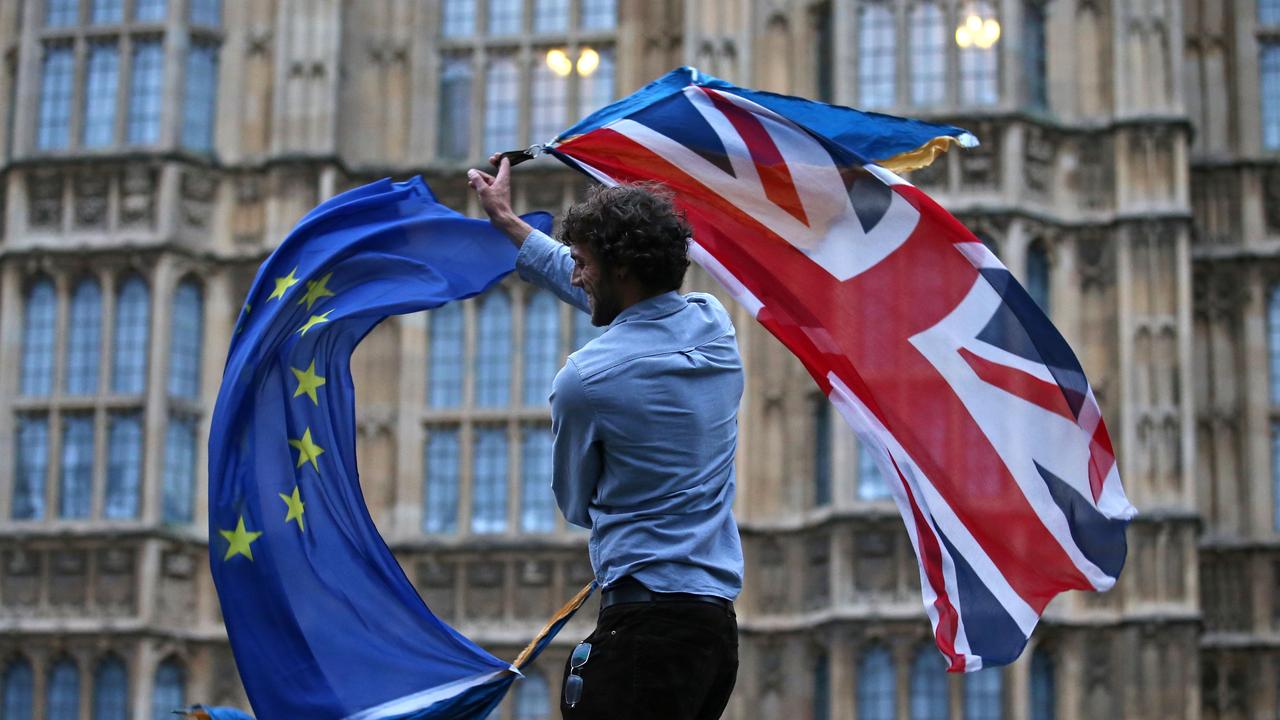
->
xmin=515 ymin=228 xmax=591 ymax=314
xmin=549 ymin=360 xmax=603 ymax=529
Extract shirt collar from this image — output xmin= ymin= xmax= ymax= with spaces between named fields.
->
xmin=610 ymin=291 xmax=686 ymax=326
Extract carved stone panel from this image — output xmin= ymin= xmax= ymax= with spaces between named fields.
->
xmin=853 ymin=530 xmax=895 ymax=597
xmin=28 ymin=170 xmax=63 ymax=228
xmin=1 ymin=548 xmax=42 ymax=611
xmin=74 ymin=172 xmax=109 ymax=228
xmin=1024 ymin=126 xmax=1056 ymax=196
xmin=415 ymin=558 xmax=456 ymax=621
xmin=119 ymin=166 xmax=157 ymax=228
xmin=95 ymin=547 xmax=136 ymax=616
xmin=464 ymin=560 xmax=505 ymax=621
xmin=804 ymin=533 xmax=830 ymax=610
xmin=755 ymin=538 xmax=788 ymax=613
xmin=232 ymin=175 xmax=265 ymax=246
xmin=49 ymin=549 xmax=88 ymax=610
xmin=514 ymin=559 xmax=553 ymax=619
xmin=909 ymin=154 xmax=947 ymax=189
xmin=1264 ymin=167 xmax=1280 ymax=236
xmin=157 ymin=550 xmax=196 ymax=623
xmin=960 ymin=122 xmax=1001 ymax=189
xmin=1076 ymin=135 xmax=1114 ymax=210
xmin=181 ymin=169 xmax=218 ymax=230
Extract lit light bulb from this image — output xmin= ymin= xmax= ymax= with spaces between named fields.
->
xmin=545 ymin=48 xmax=572 ymax=77
xmin=980 ymin=18 xmax=1001 ymax=47
xmin=577 ymin=47 xmax=600 ymax=76
xmin=966 ymin=14 xmax=983 ymax=33
xmin=956 ymin=26 xmax=973 ymax=48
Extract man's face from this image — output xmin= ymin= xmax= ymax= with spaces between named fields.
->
xmin=570 ymin=243 xmax=623 ymax=326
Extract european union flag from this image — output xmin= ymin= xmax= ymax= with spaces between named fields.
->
xmin=208 ymin=177 xmax=590 ymax=719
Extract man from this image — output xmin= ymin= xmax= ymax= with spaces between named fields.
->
xmin=468 ymin=156 xmax=744 ymax=720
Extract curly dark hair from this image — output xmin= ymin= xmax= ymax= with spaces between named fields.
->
xmin=560 ymin=183 xmax=692 ymax=293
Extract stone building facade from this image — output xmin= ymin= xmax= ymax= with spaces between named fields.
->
xmin=0 ymin=0 xmax=1273 ymax=719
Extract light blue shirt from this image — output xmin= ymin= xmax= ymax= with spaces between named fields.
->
xmin=516 ymin=229 xmax=745 ymax=600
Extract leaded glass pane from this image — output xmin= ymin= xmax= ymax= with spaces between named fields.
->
xmin=134 ymin=0 xmax=167 ymax=21
xmin=46 ymin=0 xmax=79 ymax=27
xmin=189 ymin=0 xmax=221 ymax=26
xmin=960 ymin=2 xmax=999 ymax=106
xmin=46 ymin=660 xmax=79 ymax=720
xmin=38 ymin=46 xmax=75 ymax=149
xmin=814 ymin=398 xmax=831 ymax=506
xmin=13 ymin=416 xmax=49 ymax=520
xmin=514 ymin=671 xmax=549 ymax=719
xmin=2 ymin=658 xmax=34 ymax=720
xmin=442 ymin=0 xmax=476 ymax=37
xmin=530 ymin=59 xmax=568 ymax=145
xmin=812 ymin=651 xmax=830 ymax=720
xmin=521 ymin=427 xmax=555 ymax=532
xmin=523 ymin=290 xmax=560 ymax=405
xmin=964 ymin=669 xmax=1003 ymax=720
xmin=485 ymin=57 xmax=519 ymax=156
xmin=577 ymin=47 xmax=614 ymax=118
xmin=438 ymin=56 xmax=473 ymax=160
xmin=83 ymin=42 xmax=119 ymax=146
xmin=859 ymin=4 xmax=896 ymax=108
xmin=113 ymin=276 xmax=150 ymax=393
xmin=67 ymin=279 xmax=103 ymax=395
xmin=162 ymin=416 xmax=197 ymax=523
xmin=169 ymin=280 xmax=203 ymax=398
xmin=1026 ymin=243 xmax=1050 ymax=313
xmin=472 ymin=428 xmax=508 ymax=533
xmin=91 ymin=0 xmax=123 ymax=23
xmin=911 ymin=3 xmax=946 ymax=106
xmin=533 ymin=0 xmax=567 ymax=33
xmin=573 ymin=310 xmax=603 ymax=349
xmin=151 ymin=660 xmax=185 ymax=720
xmin=21 ymin=279 xmax=57 ymax=396
xmin=92 ymin=657 xmax=128 ymax=720
xmin=105 ymin=412 xmax=143 ymax=519
xmin=580 ymin=0 xmax=616 ymax=30
xmin=60 ymin=414 xmax=94 ymax=518
xmin=488 ymin=0 xmax=522 ymax=35
xmin=1263 ymin=44 xmax=1280 ymax=149
xmin=424 ymin=429 xmax=460 ymax=533
xmin=182 ymin=43 xmax=219 ymax=151
xmin=857 ymin=440 xmax=890 ymax=500
xmin=910 ymin=648 xmax=949 ymax=720
xmin=858 ymin=645 xmax=896 ymax=720
xmin=475 ymin=291 xmax=511 ymax=407
xmin=1030 ymin=650 xmax=1055 ymax=720
xmin=128 ymin=40 xmax=165 ymax=144
xmin=428 ymin=302 xmax=465 ymax=407
xmin=1025 ymin=3 xmax=1048 ymax=108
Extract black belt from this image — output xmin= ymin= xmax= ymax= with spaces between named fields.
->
xmin=600 ymin=578 xmax=732 ymax=610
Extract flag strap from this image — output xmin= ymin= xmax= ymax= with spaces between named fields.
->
xmin=511 ymin=581 xmax=597 ymax=670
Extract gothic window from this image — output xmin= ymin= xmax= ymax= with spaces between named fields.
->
xmin=858 ymin=3 xmax=896 ymax=109
xmin=857 ymin=440 xmax=890 ymax=500
xmin=91 ymin=0 xmax=123 ymax=23
xmin=1262 ymin=43 xmax=1280 ymax=149
xmin=475 ymin=291 xmax=512 ymax=407
xmin=188 ymin=0 xmax=221 ymax=26
xmin=534 ymin=0 xmax=568 ymax=33
xmin=424 ymin=429 xmax=461 ymax=533
xmin=523 ymin=290 xmax=560 ymax=405
xmin=521 ymin=426 xmax=555 ymax=532
xmin=471 ymin=427 xmax=508 ymax=533
xmin=168 ymin=279 xmax=203 ymax=399
xmin=47 ymin=0 xmax=80 ymax=27
xmin=1262 ymin=0 xmax=1280 ymax=24
xmin=442 ymin=0 xmax=476 ymax=37
xmin=1024 ymin=2 xmax=1048 ymax=109
xmin=578 ymin=47 xmax=615 ymax=118
xmin=151 ymin=659 xmax=185 ymax=719
xmin=13 ymin=416 xmax=49 ymax=520
xmin=514 ymin=670 xmax=550 ymax=719
xmin=910 ymin=2 xmax=947 ymax=106
xmin=813 ymin=397 xmax=832 ymax=507
xmin=438 ymin=56 xmax=473 ymax=159
xmin=21 ymin=278 xmax=57 ymax=396
xmin=83 ymin=41 xmax=119 ymax=146
xmin=112 ymin=276 xmax=150 ymax=393
xmin=857 ymin=645 xmax=896 ymax=720
xmin=135 ymin=0 xmax=167 ymax=22
xmin=574 ymin=310 xmax=603 ymax=349
xmin=92 ymin=656 xmax=128 ymax=720
xmin=46 ymin=659 xmax=80 ymax=720
xmin=428 ymin=302 xmax=465 ymax=407
xmin=38 ymin=45 xmax=74 ymax=150
xmin=964 ymin=668 xmax=1003 ymax=720
xmin=813 ymin=3 xmax=834 ymax=103
xmin=60 ymin=414 xmax=94 ymax=518
xmin=485 ymin=56 xmax=520 ymax=153
xmin=105 ymin=412 xmax=143 ymax=519
xmin=162 ymin=415 xmax=197 ymax=523
xmin=128 ymin=40 xmax=165 ymax=145
xmin=1 ymin=657 xmax=34 ymax=720
xmin=580 ymin=0 xmax=617 ymax=30
xmin=1030 ymin=649 xmax=1055 ymax=720
xmin=531 ymin=59 xmax=569 ymax=145
xmin=910 ymin=647 xmax=950 ymax=720
xmin=812 ymin=650 xmax=830 ymax=720
xmin=182 ymin=42 xmax=219 ymax=151
xmin=960 ymin=1 xmax=1000 ymax=106
xmin=1026 ymin=242 xmax=1051 ymax=313
xmin=489 ymin=0 xmax=523 ymax=35
xmin=67 ymin=278 xmax=103 ymax=395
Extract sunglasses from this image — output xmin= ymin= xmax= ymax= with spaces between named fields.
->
xmin=562 ymin=641 xmax=593 ymax=708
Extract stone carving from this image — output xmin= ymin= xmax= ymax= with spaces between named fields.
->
xmin=416 ymin=558 xmax=456 ymax=621
xmin=49 ymin=550 xmax=88 ymax=609
xmin=805 ymin=534 xmax=830 ymax=610
xmin=1264 ymin=167 xmax=1280 ymax=236
xmin=757 ymin=641 xmax=784 ymax=692
xmin=854 ymin=530 xmax=895 ymax=596
xmin=1077 ymin=232 xmax=1115 ymax=290
xmin=1077 ymin=135 xmax=1113 ymax=210
xmin=960 ymin=122 xmax=1000 ymax=189
xmin=247 ymin=27 xmax=273 ymax=56
xmin=28 ymin=170 xmax=63 ymax=228
xmin=119 ymin=166 xmax=157 ymax=228
xmin=515 ymin=560 xmax=553 ymax=619
xmin=465 ymin=561 xmax=504 ymax=620
xmin=75 ymin=172 xmax=110 ymax=228
xmin=909 ymin=153 xmax=946 ymax=189
xmin=756 ymin=538 xmax=788 ymax=612
xmin=158 ymin=551 xmax=196 ymax=622
xmin=181 ymin=170 xmax=218 ymax=230
xmin=96 ymin=548 xmax=136 ymax=614
xmin=2 ymin=548 xmax=41 ymax=611
xmin=1024 ymin=125 xmax=1056 ymax=196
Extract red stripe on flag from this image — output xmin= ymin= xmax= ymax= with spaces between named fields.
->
xmin=957 ymin=347 xmax=1076 ymax=422
xmin=1088 ymin=418 xmax=1116 ymax=502
xmin=702 ymin=88 xmax=810 ymax=227
xmin=897 ymin=456 xmax=966 ymax=671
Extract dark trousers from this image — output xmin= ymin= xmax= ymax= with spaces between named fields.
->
xmin=560 ymin=599 xmax=739 ymax=719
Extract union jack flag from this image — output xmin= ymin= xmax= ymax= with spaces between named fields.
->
xmin=540 ymin=68 xmax=1136 ymax=671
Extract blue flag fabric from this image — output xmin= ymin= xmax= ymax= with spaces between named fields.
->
xmin=208 ymin=176 xmax=565 ymax=719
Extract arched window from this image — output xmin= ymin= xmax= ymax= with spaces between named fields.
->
xmin=441 ymin=0 xmax=476 ymax=37
xmin=21 ymin=278 xmax=57 ymax=396
xmin=112 ymin=276 xmax=150 ymax=393
xmin=83 ymin=42 xmax=120 ymax=147
xmin=813 ymin=397 xmax=831 ymax=507
xmin=513 ymin=670 xmax=550 ymax=719
xmin=13 ymin=416 xmax=49 ymax=520
xmin=521 ymin=426 xmax=555 ymax=532
xmin=910 ymin=2 xmax=947 ymax=105
xmin=910 ymin=647 xmax=949 ymax=720
xmin=2 ymin=657 xmax=34 ymax=720
xmin=60 ymin=414 xmax=94 ymax=518
xmin=168 ymin=280 xmax=203 ymax=399
xmin=46 ymin=658 xmax=79 ymax=720
xmin=856 ymin=440 xmax=889 ymax=500
xmin=857 ymin=644 xmax=896 ymax=720
xmin=151 ymin=659 xmax=185 ymax=719
xmin=533 ymin=0 xmax=569 ymax=33
xmin=67 ymin=278 xmax=103 ymax=395
xmin=471 ymin=428 xmax=508 ymax=533
xmin=1030 ymin=649 xmax=1055 ymax=720
xmin=423 ymin=428 xmax=460 ymax=533
xmin=485 ymin=57 xmax=519 ymax=153
xmin=960 ymin=1 xmax=1000 ymax=105
xmin=437 ymin=56 xmax=473 ymax=159
xmin=573 ymin=311 xmax=603 ymax=350
xmin=162 ymin=416 xmax=197 ymax=524
xmin=812 ymin=650 xmax=830 ymax=720
xmin=964 ymin=668 xmax=1003 ymax=720
xmin=858 ymin=3 xmax=896 ymax=108
xmin=580 ymin=0 xmax=616 ymax=30
xmin=475 ymin=292 xmax=512 ymax=407
xmin=523 ymin=290 xmax=560 ymax=406
xmin=1024 ymin=2 xmax=1048 ymax=109
xmin=488 ymin=0 xmax=522 ymax=35
xmin=92 ymin=655 xmax=128 ymax=720
xmin=428 ymin=303 xmax=465 ymax=408
xmin=578 ymin=47 xmax=616 ymax=118
xmin=105 ymin=412 xmax=143 ymax=519
xmin=1026 ymin=242 xmax=1050 ymax=314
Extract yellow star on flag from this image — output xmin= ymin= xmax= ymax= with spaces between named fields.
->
xmin=279 ymin=486 xmax=306 ymax=532
xmin=297 ymin=310 xmax=333 ymax=336
xmin=290 ymin=360 xmax=327 ymax=405
xmin=219 ymin=516 xmax=263 ymax=561
xmin=289 ymin=427 xmax=325 ymax=472
xmin=267 ymin=267 xmax=300 ymax=301
xmin=298 ymin=272 xmax=336 ymax=311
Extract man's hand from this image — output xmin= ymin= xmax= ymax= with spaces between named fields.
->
xmin=468 ymin=153 xmax=534 ymax=247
